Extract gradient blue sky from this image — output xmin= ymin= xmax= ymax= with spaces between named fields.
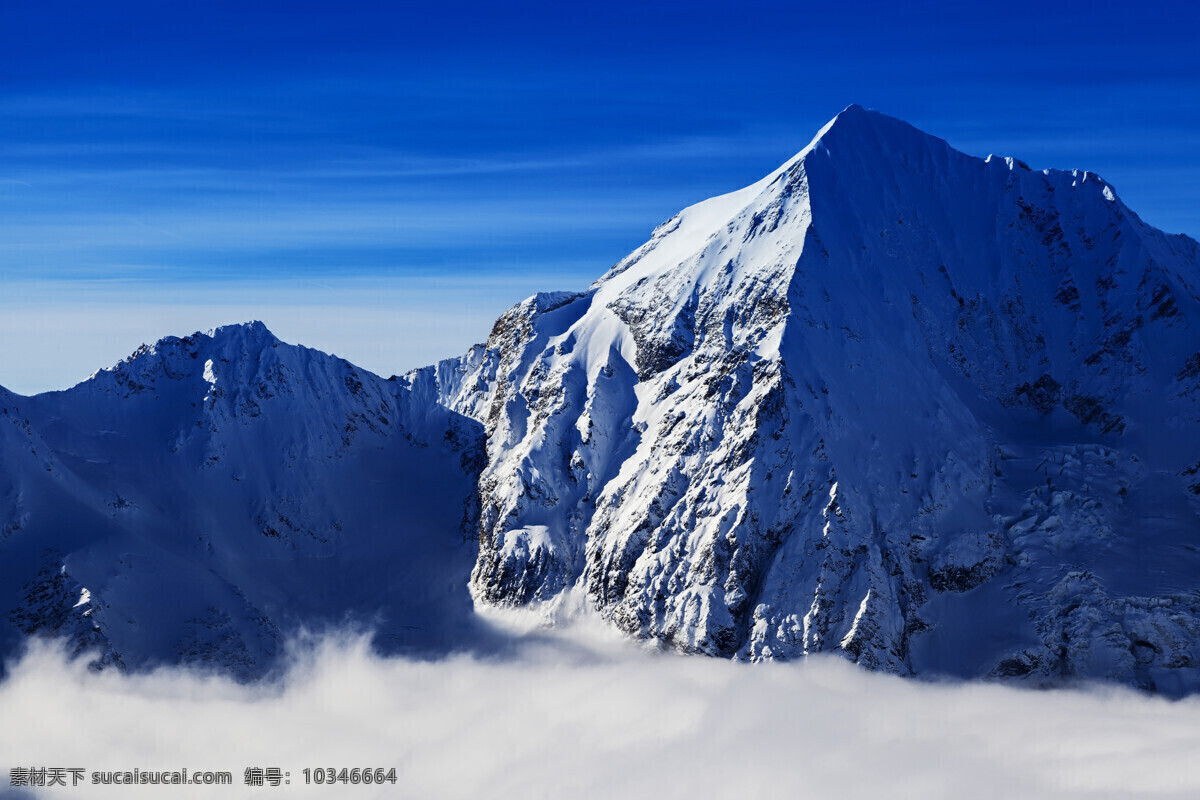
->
xmin=2 ymin=0 xmax=1198 ymax=393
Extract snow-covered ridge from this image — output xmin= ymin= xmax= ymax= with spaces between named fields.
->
xmin=412 ymin=105 xmax=1200 ymax=694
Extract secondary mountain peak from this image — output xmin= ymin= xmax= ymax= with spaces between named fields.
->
xmin=73 ymin=320 xmax=283 ymax=396
xmin=207 ymin=319 xmax=277 ymax=344
xmin=0 ymin=319 xmax=486 ymax=678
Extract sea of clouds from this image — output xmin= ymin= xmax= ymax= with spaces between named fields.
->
xmin=1 ymin=613 xmax=1197 ymax=799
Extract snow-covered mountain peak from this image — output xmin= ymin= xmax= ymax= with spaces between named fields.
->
xmin=806 ymin=102 xmax=923 ymax=150
xmin=1 ymin=319 xmax=486 ymax=678
xmin=198 ymin=319 xmax=280 ymax=358
xmin=208 ymin=318 xmax=273 ymax=339
xmin=77 ymin=320 xmax=283 ymax=397
xmin=33 ymin=318 xmax=484 ymax=486
xmin=413 ymin=108 xmax=1200 ymax=694
xmin=127 ymin=318 xmax=278 ymax=361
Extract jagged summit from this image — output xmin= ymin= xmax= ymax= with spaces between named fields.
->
xmin=120 ymin=319 xmax=279 ymax=362
xmin=204 ymin=319 xmax=278 ymax=347
xmin=127 ymin=319 xmax=280 ymax=364
xmin=72 ymin=320 xmax=283 ymax=395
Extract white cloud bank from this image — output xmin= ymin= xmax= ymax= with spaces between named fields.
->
xmin=1 ymin=617 xmax=1198 ymax=800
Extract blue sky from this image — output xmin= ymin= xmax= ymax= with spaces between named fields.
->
xmin=2 ymin=0 xmax=1198 ymax=393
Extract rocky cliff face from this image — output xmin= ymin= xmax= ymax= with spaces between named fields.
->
xmin=408 ymin=106 xmax=1200 ymax=694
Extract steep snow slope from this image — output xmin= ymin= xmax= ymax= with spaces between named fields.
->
xmin=408 ymin=105 xmax=1200 ymax=693
xmin=0 ymin=323 xmax=484 ymax=678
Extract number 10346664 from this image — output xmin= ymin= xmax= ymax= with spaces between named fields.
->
xmin=303 ymin=768 xmax=397 ymax=785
